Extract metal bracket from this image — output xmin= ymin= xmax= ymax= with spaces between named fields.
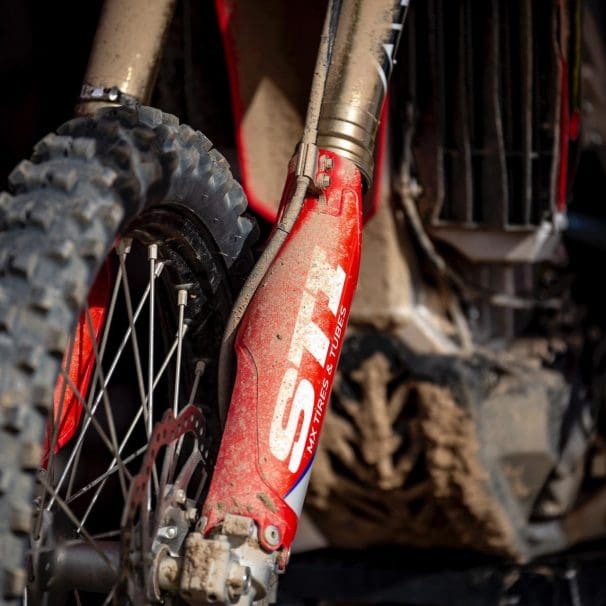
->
xmin=294 ymin=142 xmax=319 ymax=183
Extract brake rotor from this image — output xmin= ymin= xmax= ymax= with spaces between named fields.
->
xmin=118 ymin=404 xmax=206 ymax=605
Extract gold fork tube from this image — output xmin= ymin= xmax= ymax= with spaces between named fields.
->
xmin=317 ymin=0 xmax=406 ymax=187
xmin=76 ymin=0 xmax=176 ymax=115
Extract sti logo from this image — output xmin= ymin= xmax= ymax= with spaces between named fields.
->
xmin=269 ymin=246 xmax=346 ymax=473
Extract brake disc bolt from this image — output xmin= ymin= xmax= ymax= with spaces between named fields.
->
xmin=186 ymin=507 xmax=198 ymax=523
xmin=174 ymin=489 xmax=186 ymax=505
xmin=263 ymin=525 xmax=281 ymax=547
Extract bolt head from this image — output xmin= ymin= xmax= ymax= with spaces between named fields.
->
xmin=174 ymin=489 xmax=186 ymax=505
xmin=319 ymin=174 xmax=331 ymax=189
xmin=186 ymin=507 xmax=198 ymax=524
xmin=158 ymin=525 xmax=178 ymax=540
xmin=263 ymin=525 xmax=281 ymax=547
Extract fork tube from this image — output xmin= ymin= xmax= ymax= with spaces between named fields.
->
xmin=203 ymin=0 xmax=410 ymax=558
xmin=76 ymin=0 xmax=176 ymax=115
xmin=318 ymin=0 xmax=409 ymax=187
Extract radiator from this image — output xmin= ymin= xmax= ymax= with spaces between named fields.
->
xmin=398 ymin=0 xmax=570 ymax=263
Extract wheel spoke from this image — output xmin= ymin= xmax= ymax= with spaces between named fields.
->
xmin=46 ymin=260 xmax=163 ymax=511
xmin=67 ymin=444 xmax=147 ymax=506
xmin=187 ymin=360 xmax=206 ymax=408
xmin=156 ymin=288 xmax=190 ymax=506
xmin=173 ymin=288 xmax=188 ymax=416
xmin=84 ymin=307 xmax=129 ymax=500
xmin=74 ymin=326 xmax=188 ymax=530
xmin=167 ymin=359 xmax=205 ymax=485
xmin=101 ymin=584 xmax=116 ymax=606
xmin=147 ymin=244 xmax=158 ymax=512
xmin=57 ymin=368 xmax=131 ymax=488
xmin=118 ymin=239 xmax=147 ymax=415
xmin=90 ymin=529 xmax=122 ymax=541
xmin=65 ymin=439 xmax=85 ymax=504
xmin=67 ymin=264 xmax=123 ymax=499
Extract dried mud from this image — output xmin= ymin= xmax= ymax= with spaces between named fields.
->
xmin=306 ymin=351 xmax=517 ymax=557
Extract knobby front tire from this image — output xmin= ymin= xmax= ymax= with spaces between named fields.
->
xmin=0 ymin=105 xmax=255 ymax=604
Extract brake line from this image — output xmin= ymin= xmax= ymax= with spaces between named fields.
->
xmin=217 ymin=0 xmax=339 ymax=423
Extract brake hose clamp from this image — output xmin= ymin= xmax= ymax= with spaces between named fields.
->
xmin=294 ymin=142 xmax=319 ymax=183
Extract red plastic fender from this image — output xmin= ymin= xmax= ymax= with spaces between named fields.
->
xmin=43 ymin=263 xmax=111 ymax=465
xmin=202 ymin=151 xmax=363 ymax=556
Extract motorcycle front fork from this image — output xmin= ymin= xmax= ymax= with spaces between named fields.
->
xmin=172 ymin=151 xmax=363 ymax=605
xmin=72 ymin=0 xmax=415 ymax=599
xmin=67 ymin=0 xmax=407 ymax=600
xmin=203 ymin=149 xmax=363 ymax=556
xmin=193 ymin=0 xmax=409 ymax=593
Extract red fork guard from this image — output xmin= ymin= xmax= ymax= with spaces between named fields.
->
xmin=43 ymin=263 xmax=112 ymax=466
xmin=203 ymin=151 xmax=363 ymax=555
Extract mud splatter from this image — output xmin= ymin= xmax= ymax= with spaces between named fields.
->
xmin=257 ymin=492 xmax=278 ymax=513
xmin=306 ymin=351 xmax=518 ymax=557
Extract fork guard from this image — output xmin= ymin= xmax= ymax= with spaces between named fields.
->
xmin=203 ymin=151 xmax=363 ymax=555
